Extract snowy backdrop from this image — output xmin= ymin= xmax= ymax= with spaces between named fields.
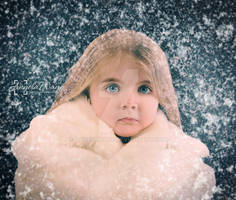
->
xmin=0 ymin=0 xmax=235 ymax=199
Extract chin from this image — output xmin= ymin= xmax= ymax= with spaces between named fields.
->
xmin=114 ymin=128 xmax=139 ymax=137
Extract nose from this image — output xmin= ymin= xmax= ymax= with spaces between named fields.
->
xmin=121 ymin=103 xmax=137 ymax=110
xmin=120 ymin=91 xmax=138 ymax=110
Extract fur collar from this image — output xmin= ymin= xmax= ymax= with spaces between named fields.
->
xmin=47 ymin=95 xmax=209 ymax=159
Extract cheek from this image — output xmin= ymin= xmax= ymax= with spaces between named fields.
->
xmin=141 ymin=100 xmax=158 ymax=123
xmin=90 ymin=93 xmax=115 ymax=123
xmin=94 ymin=100 xmax=117 ymax=128
xmin=91 ymin=98 xmax=108 ymax=117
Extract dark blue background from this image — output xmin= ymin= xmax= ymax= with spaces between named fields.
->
xmin=0 ymin=0 xmax=235 ymax=199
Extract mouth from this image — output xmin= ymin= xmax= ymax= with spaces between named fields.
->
xmin=118 ymin=117 xmax=138 ymax=124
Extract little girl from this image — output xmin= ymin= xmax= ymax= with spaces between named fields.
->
xmin=12 ymin=29 xmax=215 ymax=200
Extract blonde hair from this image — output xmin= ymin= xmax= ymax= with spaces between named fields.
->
xmin=47 ymin=29 xmax=181 ymax=127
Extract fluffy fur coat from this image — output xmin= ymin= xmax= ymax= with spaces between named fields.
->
xmin=12 ymin=95 xmax=216 ymax=200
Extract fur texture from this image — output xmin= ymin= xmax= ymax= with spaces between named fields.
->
xmin=12 ymin=95 xmax=215 ymax=200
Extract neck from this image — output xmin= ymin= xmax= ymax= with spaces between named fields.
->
xmin=115 ymin=134 xmax=131 ymax=144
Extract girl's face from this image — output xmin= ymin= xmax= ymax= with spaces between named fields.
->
xmin=89 ymin=52 xmax=159 ymax=137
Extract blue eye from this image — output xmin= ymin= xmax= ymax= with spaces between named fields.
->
xmin=105 ymin=83 xmax=120 ymax=93
xmin=138 ymin=85 xmax=152 ymax=94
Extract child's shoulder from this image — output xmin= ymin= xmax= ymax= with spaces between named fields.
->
xmin=168 ymin=121 xmax=210 ymax=158
xmin=48 ymin=95 xmax=98 ymax=124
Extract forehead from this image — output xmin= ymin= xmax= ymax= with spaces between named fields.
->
xmin=95 ymin=52 xmax=150 ymax=81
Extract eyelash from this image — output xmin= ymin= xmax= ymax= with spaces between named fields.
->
xmin=104 ymin=83 xmax=152 ymax=94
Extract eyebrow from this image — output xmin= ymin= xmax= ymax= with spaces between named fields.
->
xmin=101 ymin=78 xmax=151 ymax=85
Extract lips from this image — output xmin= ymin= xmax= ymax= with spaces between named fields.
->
xmin=119 ymin=117 xmax=138 ymax=123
